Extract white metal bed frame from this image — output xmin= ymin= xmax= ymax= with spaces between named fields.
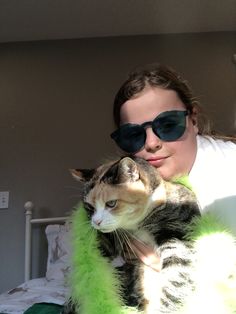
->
xmin=24 ymin=201 xmax=68 ymax=282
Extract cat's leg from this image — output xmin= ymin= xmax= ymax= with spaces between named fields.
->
xmin=118 ymin=262 xmax=141 ymax=307
xmin=137 ymin=240 xmax=195 ymax=313
xmin=156 ymin=240 xmax=195 ymax=312
xmin=135 ymin=263 xmax=162 ymax=313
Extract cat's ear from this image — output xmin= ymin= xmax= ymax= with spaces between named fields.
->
xmin=118 ymin=157 xmax=139 ymax=183
xmin=70 ymin=169 xmax=95 ymax=182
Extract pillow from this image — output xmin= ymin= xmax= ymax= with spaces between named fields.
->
xmin=45 ymin=223 xmax=71 ymax=281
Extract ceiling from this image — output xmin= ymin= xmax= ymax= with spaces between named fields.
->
xmin=0 ymin=0 xmax=236 ymax=43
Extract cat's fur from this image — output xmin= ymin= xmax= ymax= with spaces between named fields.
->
xmin=67 ymin=156 xmax=201 ymax=313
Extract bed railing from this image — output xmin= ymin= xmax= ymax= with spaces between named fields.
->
xmin=24 ymin=201 xmax=68 ymax=281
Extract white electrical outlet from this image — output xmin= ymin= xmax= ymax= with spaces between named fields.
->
xmin=0 ymin=191 xmax=9 ymax=209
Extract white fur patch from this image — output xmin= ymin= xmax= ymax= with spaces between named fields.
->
xmin=149 ymin=181 xmax=166 ymax=207
xmin=142 ymin=264 xmax=162 ymax=313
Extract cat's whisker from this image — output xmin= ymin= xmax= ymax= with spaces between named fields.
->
xmin=115 ymin=230 xmax=127 ymax=255
xmin=120 ymin=229 xmax=138 ymax=261
xmin=119 ymin=232 xmax=132 ymax=261
xmin=114 ymin=230 xmax=124 ymax=251
xmin=108 ymin=222 xmax=117 ymax=229
xmin=124 ymin=229 xmax=143 ymax=244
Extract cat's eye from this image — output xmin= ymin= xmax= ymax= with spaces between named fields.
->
xmin=105 ymin=200 xmax=117 ymax=208
xmin=84 ymin=202 xmax=95 ymax=212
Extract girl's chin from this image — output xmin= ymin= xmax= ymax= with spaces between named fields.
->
xmin=154 ymin=166 xmax=174 ymax=181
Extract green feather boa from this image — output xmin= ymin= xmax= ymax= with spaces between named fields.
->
xmin=69 ymin=204 xmax=138 ymax=314
xmin=69 ymin=204 xmax=236 ymax=314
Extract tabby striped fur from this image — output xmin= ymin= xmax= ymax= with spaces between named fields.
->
xmin=70 ymin=156 xmax=200 ymax=313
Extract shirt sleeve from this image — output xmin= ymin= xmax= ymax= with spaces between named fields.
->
xmin=189 ymin=135 xmax=236 ymax=235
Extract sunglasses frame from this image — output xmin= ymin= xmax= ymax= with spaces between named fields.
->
xmin=111 ymin=110 xmax=189 ymax=153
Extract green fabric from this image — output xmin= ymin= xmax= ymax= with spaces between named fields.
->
xmin=23 ymin=303 xmax=63 ymax=314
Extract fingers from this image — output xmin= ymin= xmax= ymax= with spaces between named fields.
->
xmin=129 ymin=238 xmax=161 ymax=272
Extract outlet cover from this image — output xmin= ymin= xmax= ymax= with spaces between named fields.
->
xmin=0 ymin=191 xmax=9 ymax=209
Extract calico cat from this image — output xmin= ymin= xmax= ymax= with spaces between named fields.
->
xmin=68 ymin=156 xmax=200 ymax=313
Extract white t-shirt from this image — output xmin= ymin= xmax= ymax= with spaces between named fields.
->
xmin=189 ymin=135 xmax=236 ymax=235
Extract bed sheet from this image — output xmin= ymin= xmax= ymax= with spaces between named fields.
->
xmin=0 ymin=277 xmax=69 ymax=314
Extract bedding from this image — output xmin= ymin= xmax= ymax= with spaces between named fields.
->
xmin=0 ymin=278 xmax=69 ymax=314
xmin=0 ymin=223 xmax=71 ymax=314
xmin=45 ymin=223 xmax=71 ymax=281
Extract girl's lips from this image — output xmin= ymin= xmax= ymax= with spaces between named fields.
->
xmin=147 ymin=157 xmax=167 ymax=167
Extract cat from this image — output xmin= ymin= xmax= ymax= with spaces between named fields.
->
xmin=67 ymin=156 xmax=201 ymax=313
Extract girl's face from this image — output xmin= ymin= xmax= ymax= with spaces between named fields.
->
xmin=120 ymin=86 xmax=198 ymax=180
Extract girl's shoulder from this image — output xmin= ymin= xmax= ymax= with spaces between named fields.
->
xmin=197 ymin=135 xmax=236 ymax=156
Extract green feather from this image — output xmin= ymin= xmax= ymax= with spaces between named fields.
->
xmin=185 ymin=212 xmax=233 ymax=240
xmin=69 ymin=204 xmax=236 ymax=314
xmin=171 ymin=175 xmax=193 ymax=192
xmin=182 ymin=213 xmax=236 ymax=314
xmin=69 ymin=203 xmax=139 ymax=314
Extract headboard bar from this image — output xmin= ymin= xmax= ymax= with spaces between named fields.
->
xmin=24 ymin=201 xmax=34 ymax=282
xmin=31 ymin=217 xmax=67 ymax=224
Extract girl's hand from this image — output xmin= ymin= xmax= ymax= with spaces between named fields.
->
xmin=124 ymin=237 xmax=161 ymax=272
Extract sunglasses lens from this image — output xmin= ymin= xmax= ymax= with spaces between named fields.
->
xmin=153 ymin=111 xmax=187 ymax=141
xmin=111 ymin=111 xmax=188 ymax=152
xmin=111 ymin=124 xmax=145 ymax=153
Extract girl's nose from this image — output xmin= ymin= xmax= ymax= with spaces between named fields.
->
xmin=144 ymin=128 xmax=162 ymax=152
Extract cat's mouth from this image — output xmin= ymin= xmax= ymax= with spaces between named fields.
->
xmin=100 ymin=229 xmax=114 ymax=233
xmin=98 ymin=227 xmax=115 ymax=233
xmin=92 ymin=224 xmax=115 ymax=233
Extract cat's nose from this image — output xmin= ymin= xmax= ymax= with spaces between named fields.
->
xmin=94 ymin=218 xmax=102 ymax=226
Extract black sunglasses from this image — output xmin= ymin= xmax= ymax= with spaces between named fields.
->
xmin=111 ymin=110 xmax=188 ymax=153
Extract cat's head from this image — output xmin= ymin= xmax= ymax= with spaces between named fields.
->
xmin=71 ymin=157 xmax=166 ymax=232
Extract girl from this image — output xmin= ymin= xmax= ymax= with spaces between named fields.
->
xmin=111 ymin=63 xmax=236 ymax=235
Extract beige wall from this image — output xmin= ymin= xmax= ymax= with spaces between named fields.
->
xmin=0 ymin=32 xmax=235 ymax=292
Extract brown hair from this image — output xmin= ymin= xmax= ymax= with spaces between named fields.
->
xmin=113 ymin=63 xmax=235 ymax=141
